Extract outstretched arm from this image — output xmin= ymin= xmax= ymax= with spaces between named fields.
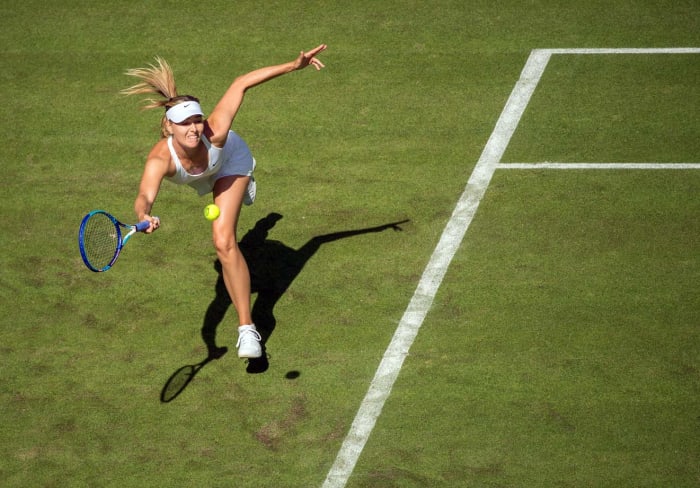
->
xmin=134 ymin=155 xmax=168 ymax=233
xmin=206 ymin=44 xmax=326 ymax=144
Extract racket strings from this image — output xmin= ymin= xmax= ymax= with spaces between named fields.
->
xmin=83 ymin=215 xmax=120 ymax=269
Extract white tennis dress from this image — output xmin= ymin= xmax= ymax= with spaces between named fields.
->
xmin=166 ymin=130 xmax=256 ymax=204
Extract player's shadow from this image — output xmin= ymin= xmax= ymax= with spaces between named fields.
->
xmin=202 ymin=213 xmax=409 ymax=374
xmin=161 ymin=213 xmax=408 ymax=401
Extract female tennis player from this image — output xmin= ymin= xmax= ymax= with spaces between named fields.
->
xmin=122 ymin=44 xmax=327 ymax=359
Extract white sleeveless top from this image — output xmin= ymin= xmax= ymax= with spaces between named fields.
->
xmin=166 ymin=130 xmax=255 ymax=196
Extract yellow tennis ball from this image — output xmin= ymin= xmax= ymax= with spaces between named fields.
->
xmin=204 ymin=204 xmax=220 ymax=221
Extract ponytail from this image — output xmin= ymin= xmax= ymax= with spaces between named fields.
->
xmin=121 ymin=57 xmax=199 ymax=138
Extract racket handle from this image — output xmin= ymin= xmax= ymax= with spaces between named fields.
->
xmin=135 ymin=217 xmax=158 ymax=232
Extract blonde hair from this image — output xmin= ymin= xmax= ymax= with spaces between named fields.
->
xmin=121 ymin=57 xmax=200 ymax=138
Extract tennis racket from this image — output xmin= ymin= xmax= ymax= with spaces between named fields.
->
xmin=78 ymin=210 xmax=154 ymax=272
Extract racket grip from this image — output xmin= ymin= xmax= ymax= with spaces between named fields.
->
xmin=135 ymin=218 xmax=158 ymax=232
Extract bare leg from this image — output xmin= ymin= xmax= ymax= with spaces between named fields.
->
xmin=212 ymin=175 xmax=253 ymax=325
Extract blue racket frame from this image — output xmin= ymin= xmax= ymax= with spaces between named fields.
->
xmin=78 ymin=210 xmax=151 ymax=272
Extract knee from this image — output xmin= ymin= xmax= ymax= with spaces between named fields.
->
xmin=212 ymin=232 xmax=239 ymax=259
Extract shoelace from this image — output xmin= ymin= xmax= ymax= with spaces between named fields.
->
xmin=236 ymin=328 xmax=261 ymax=347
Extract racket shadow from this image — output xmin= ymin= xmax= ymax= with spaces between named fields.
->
xmin=203 ymin=212 xmax=410 ymax=375
xmin=160 ymin=347 xmax=228 ymax=403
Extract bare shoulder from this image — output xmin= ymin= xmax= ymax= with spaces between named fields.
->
xmin=145 ymin=139 xmax=175 ymax=176
xmin=147 ymin=138 xmax=170 ymax=159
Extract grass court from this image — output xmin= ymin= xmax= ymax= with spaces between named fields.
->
xmin=1 ymin=1 xmax=698 ymax=487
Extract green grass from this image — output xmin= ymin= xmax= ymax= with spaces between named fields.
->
xmin=504 ymin=54 xmax=700 ymax=162
xmin=1 ymin=1 xmax=699 ymax=487
xmin=353 ymin=170 xmax=699 ymax=487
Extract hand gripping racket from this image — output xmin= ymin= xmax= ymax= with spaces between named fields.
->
xmin=78 ymin=210 xmax=155 ymax=272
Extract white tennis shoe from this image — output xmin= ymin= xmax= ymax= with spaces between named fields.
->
xmin=243 ymin=175 xmax=256 ymax=206
xmin=243 ymin=159 xmax=256 ymax=206
xmin=236 ymin=324 xmax=262 ymax=358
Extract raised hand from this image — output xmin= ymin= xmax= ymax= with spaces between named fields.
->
xmin=294 ymin=44 xmax=327 ymax=71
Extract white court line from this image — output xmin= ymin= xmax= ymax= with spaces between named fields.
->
xmin=499 ymin=162 xmax=700 ymax=169
xmin=542 ymin=47 xmax=700 ymax=54
xmin=321 ymin=49 xmax=552 ymax=488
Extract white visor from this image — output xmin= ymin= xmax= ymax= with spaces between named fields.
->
xmin=165 ymin=101 xmax=203 ymax=123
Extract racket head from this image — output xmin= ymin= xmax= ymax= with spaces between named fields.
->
xmin=78 ymin=210 xmax=123 ymax=272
